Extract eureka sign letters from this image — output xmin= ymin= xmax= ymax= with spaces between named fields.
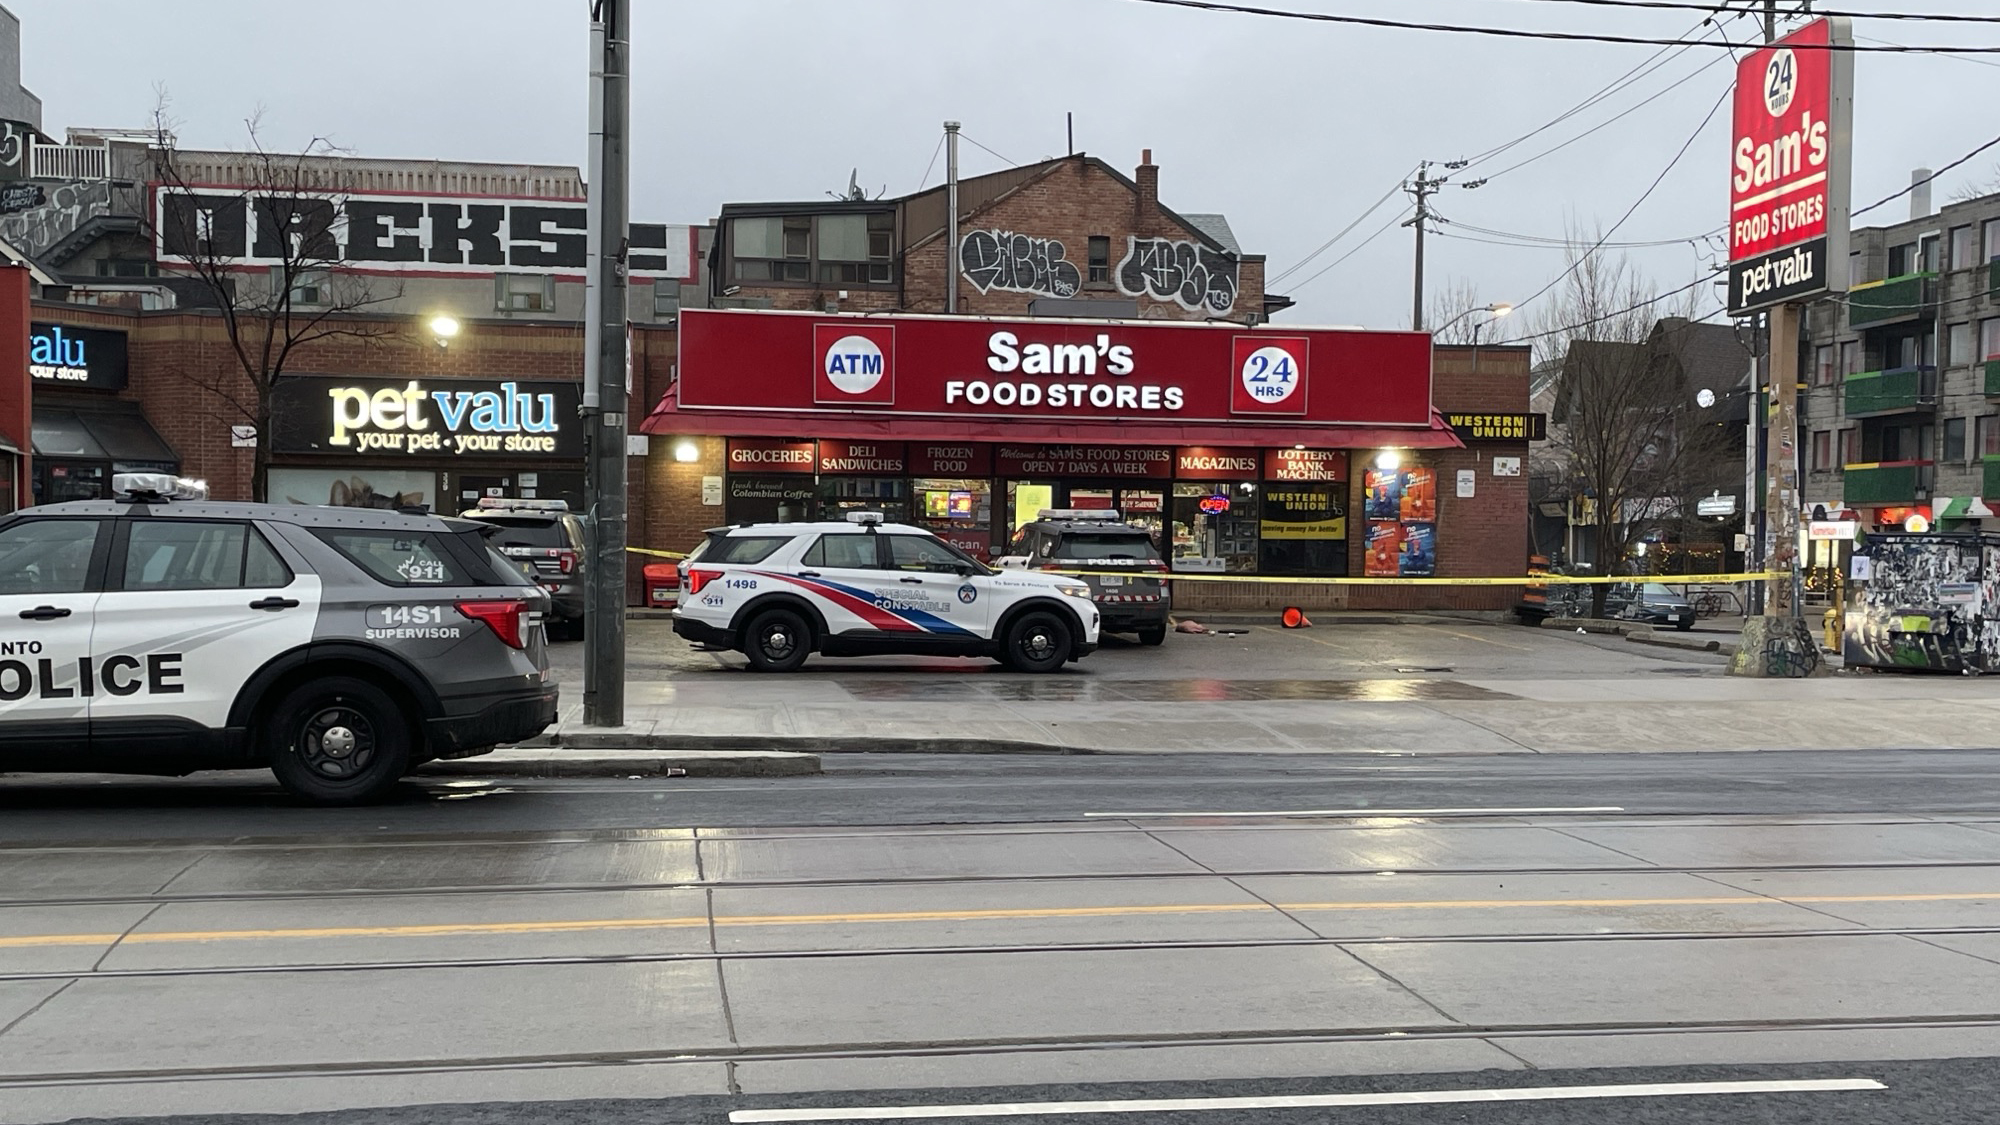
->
xmin=677 ymin=309 xmax=1432 ymax=428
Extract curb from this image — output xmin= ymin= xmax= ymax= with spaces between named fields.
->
xmin=1628 ymin=630 xmax=1732 ymax=655
xmin=420 ymin=748 xmax=822 ymax=778
xmin=508 ymin=732 xmax=1091 ymax=755
xmin=1541 ymin=616 xmax=1632 ymax=635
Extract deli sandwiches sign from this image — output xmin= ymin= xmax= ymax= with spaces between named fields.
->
xmin=271 ymin=376 xmax=583 ymax=458
xmin=1726 ymin=17 xmax=1852 ymax=315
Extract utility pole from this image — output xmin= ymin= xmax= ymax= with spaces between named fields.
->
xmin=582 ymin=0 xmax=630 ymax=727
xmin=944 ymin=121 xmax=961 ymax=314
xmin=1404 ymin=162 xmax=1443 ymax=332
xmin=1759 ymin=2 xmax=1804 ymax=624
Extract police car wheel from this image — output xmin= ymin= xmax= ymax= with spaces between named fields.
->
xmin=1004 ymin=611 xmax=1073 ymax=673
xmin=1138 ymin=624 xmax=1168 ymax=646
xmin=266 ymin=676 xmax=414 ymax=804
xmin=744 ymin=607 xmax=812 ymax=672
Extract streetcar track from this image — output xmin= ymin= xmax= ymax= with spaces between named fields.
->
xmin=3 ymin=1013 xmax=1998 ymax=1090
xmin=13 ymin=856 xmax=2000 ymax=910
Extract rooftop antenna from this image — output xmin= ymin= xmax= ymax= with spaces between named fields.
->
xmin=1066 ymin=112 xmax=1074 ymax=156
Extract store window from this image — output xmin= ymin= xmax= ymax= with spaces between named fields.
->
xmin=1259 ymin=483 xmax=1348 ymax=575
xmin=914 ymin=478 xmax=993 ymax=559
xmin=725 ymin=477 xmax=815 ymax=524
xmin=1363 ymin=463 xmax=1437 ymax=577
xmin=1170 ymin=482 xmax=1258 ymax=573
xmin=268 ymin=468 xmax=436 ymax=510
xmin=816 ymin=476 xmax=906 ymax=522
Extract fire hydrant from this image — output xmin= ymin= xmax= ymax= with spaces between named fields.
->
xmin=1822 ymin=606 xmax=1842 ymax=654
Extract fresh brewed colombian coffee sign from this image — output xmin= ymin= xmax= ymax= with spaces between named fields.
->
xmin=1726 ymin=18 xmax=1852 ymax=315
xmin=270 ymin=376 xmax=583 ymax=458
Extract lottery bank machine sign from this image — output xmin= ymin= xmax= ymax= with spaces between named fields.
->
xmin=1726 ymin=17 xmax=1853 ymax=315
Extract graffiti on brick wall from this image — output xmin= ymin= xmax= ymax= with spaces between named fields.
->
xmin=1115 ymin=236 xmax=1239 ymax=314
xmin=958 ymin=230 xmax=1082 ymax=299
xmin=0 ymin=179 xmax=112 ymax=258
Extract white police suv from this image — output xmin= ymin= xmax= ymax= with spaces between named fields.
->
xmin=672 ymin=513 xmax=1099 ymax=672
xmin=0 ymin=474 xmax=558 ymax=803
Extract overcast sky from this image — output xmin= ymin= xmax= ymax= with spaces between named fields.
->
xmin=10 ymin=0 xmax=1997 ymax=331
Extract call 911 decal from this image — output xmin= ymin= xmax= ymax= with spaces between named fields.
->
xmin=366 ymin=604 xmax=464 ymax=640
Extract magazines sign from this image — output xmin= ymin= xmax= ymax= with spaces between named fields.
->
xmin=1726 ymin=17 xmax=1852 ymax=315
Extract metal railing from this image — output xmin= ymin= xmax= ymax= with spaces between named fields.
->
xmin=29 ymin=143 xmax=109 ymax=181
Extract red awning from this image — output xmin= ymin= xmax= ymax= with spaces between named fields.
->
xmin=640 ymin=396 xmax=1465 ymax=451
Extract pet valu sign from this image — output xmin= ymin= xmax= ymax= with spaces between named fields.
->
xmin=269 ymin=376 xmax=583 ymax=458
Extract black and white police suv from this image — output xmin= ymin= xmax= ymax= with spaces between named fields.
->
xmin=672 ymin=512 xmax=1100 ymax=672
xmin=0 ymin=474 xmax=558 ymax=803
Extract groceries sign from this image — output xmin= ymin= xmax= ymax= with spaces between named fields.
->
xmin=678 ymin=310 xmax=1433 ymax=427
xmin=1726 ymin=17 xmax=1852 ymax=315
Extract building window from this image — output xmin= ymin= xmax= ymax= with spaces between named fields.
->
xmin=1986 ymin=219 xmax=2000 ymax=264
xmin=1981 ymin=416 xmax=2000 ymax=458
xmin=95 ymin=258 xmax=156 ymax=278
xmin=274 ymin=267 xmax=329 ymax=307
xmin=1838 ymin=340 xmax=1859 ymax=376
xmin=1887 ymin=242 xmax=1915 ymax=276
xmin=1949 ymin=322 xmax=1973 ymax=367
xmin=652 ymin=278 xmax=679 ymax=319
xmin=1921 ymin=233 xmax=1941 ymax=274
xmin=1983 ymin=318 xmax=2000 ymax=361
xmin=1951 ymin=225 xmax=1976 ymax=269
xmin=815 ymin=213 xmax=894 ymax=284
xmin=1839 ymin=428 xmax=1860 ymax=467
xmin=1088 ymin=235 xmax=1110 ymax=282
xmin=1812 ymin=430 xmax=1832 ymax=471
xmin=1813 ymin=345 xmax=1834 ymax=386
xmin=1945 ymin=417 xmax=1969 ymax=463
xmin=494 ymin=272 xmax=553 ymax=311
xmin=732 ymin=215 xmax=810 ymax=282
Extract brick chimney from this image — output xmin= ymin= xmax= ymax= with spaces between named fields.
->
xmin=1134 ymin=148 xmax=1161 ymax=236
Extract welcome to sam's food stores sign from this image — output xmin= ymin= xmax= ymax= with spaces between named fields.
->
xmin=676 ymin=309 xmax=1433 ymax=428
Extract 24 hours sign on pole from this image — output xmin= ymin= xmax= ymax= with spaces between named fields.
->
xmin=1726 ymin=17 xmax=1853 ymax=315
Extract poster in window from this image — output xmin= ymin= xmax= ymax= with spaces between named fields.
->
xmin=1401 ymin=521 xmax=1437 ymax=576
xmin=1364 ymin=469 xmax=1403 ymax=520
xmin=1399 ymin=468 xmax=1437 ymax=521
xmin=1365 ymin=520 xmax=1405 ymax=577
xmin=1259 ymin=486 xmax=1346 ymax=541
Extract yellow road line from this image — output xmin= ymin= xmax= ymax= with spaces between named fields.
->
xmin=4 ymin=890 xmax=1999 ymax=950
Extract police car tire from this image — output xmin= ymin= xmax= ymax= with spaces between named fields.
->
xmin=743 ymin=607 xmax=812 ymax=672
xmin=266 ymin=676 xmax=414 ymax=804
xmin=1138 ymin=624 xmax=1168 ymax=646
xmin=1003 ymin=610 xmax=1073 ymax=674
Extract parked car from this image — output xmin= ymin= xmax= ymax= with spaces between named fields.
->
xmin=1607 ymin=581 xmax=1698 ymax=631
xmin=998 ymin=510 xmax=1171 ymax=645
xmin=459 ymin=498 xmax=586 ymax=640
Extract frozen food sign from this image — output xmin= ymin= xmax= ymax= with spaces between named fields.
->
xmin=271 ymin=376 xmax=583 ymax=458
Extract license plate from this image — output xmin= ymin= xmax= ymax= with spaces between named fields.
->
xmin=1100 ymin=575 xmax=1125 ymax=586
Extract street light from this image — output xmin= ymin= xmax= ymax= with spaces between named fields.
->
xmin=1432 ymin=302 xmax=1514 ymax=344
xmin=428 ymin=315 xmax=460 ymax=349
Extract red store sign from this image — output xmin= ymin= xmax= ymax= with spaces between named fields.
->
xmin=818 ymin=440 xmax=905 ymax=474
xmin=1266 ymin=448 xmax=1349 ymax=482
xmin=678 ymin=310 xmax=1432 ymax=428
xmin=994 ymin=444 xmax=1172 ymax=479
xmin=908 ymin=443 xmax=993 ymax=476
xmin=726 ymin=438 xmax=815 ymax=474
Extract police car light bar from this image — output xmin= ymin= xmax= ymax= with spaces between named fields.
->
xmin=844 ymin=511 xmax=886 ymax=525
xmin=112 ymin=473 xmax=209 ymax=502
xmin=1037 ymin=509 xmax=1122 ymax=521
xmin=474 ymin=497 xmax=571 ymax=512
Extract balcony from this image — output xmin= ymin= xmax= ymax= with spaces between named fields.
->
xmin=29 ymin=142 xmax=108 ymax=181
xmin=1847 ymin=272 xmax=1936 ymax=329
xmin=1843 ymin=460 xmax=1934 ymax=506
xmin=1842 ymin=365 xmax=1936 ymax=417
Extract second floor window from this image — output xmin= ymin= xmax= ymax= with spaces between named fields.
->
xmin=1983 ymin=318 xmax=2000 ymax=361
xmin=495 ymin=273 xmax=553 ymax=312
xmin=1887 ymin=242 xmax=1916 ymax=276
xmin=733 ymin=216 xmax=810 ymax=282
xmin=1839 ymin=428 xmax=1860 ymax=467
xmin=1945 ymin=417 xmax=1969 ymax=463
xmin=1985 ymin=219 xmax=2000 ymax=264
xmin=1949 ymin=323 xmax=1973 ymax=367
xmin=1951 ymin=225 xmax=1976 ymax=269
xmin=274 ymin=267 xmax=329 ymax=307
xmin=1812 ymin=430 xmax=1832 ymax=471
xmin=816 ymin=213 xmax=893 ymax=284
xmin=1980 ymin=415 xmax=2000 ymax=458
xmin=1088 ymin=236 xmax=1110 ymax=282
xmin=1838 ymin=340 xmax=1859 ymax=376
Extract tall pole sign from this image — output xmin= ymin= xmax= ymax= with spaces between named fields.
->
xmin=1726 ymin=16 xmax=1851 ymax=673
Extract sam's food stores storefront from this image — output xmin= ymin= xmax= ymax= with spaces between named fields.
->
xmin=645 ymin=310 xmax=1527 ymax=610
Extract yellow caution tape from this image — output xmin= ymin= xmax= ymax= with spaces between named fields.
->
xmin=1046 ymin=569 xmax=1782 ymax=586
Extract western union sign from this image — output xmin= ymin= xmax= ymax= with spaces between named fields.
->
xmin=1444 ymin=412 xmax=1546 ymax=441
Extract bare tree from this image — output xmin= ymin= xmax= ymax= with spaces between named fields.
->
xmin=147 ymin=105 xmax=403 ymax=500
xmin=1537 ymin=245 xmax=1735 ymax=616
xmin=1425 ymin=277 xmax=1492 ymax=344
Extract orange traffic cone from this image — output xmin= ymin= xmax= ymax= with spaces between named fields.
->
xmin=1281 ymin=607 xmax=1312 ymax=628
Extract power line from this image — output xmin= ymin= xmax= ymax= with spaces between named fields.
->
xmin=1851 ymin=130 xmax=2000 ymax=217
xmin=1268 ymin=170 xmax=1411 ymax=285
xmin=1111 ymin=0 xmax=2000 ymax=52
xmin=1450 ymin=220 xmax=1723 ymax=247
xmin=958 ymin=134 xmax=1019 ymax=168
xmin=1285 ymin=205 xmax=1411 ymax=295
xmin=1478 ymin=49 xmax=1731 ymax=181
xmin=1479 ymin=0 xmax=2000 ymax=23
xmin=915 ymin=133 xmax=946 ymax=193
xmin=1511 ymin=271 xmax=1722 ymax=344
xmin=1858 ymin=32 xmax=2000 ymax=67
xmin=1512 ymin=81 xmax=1733 ymax=317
